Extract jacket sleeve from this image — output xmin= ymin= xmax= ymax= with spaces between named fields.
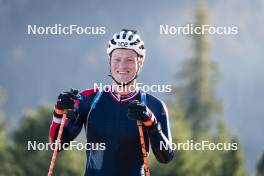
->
xmin=49 ymin=93 xmax=88 ymax=145
xmin=147 ymin=101 xmax=174 ymax=163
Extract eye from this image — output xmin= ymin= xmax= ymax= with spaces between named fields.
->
xmin=113 ymin=58 xmax=121 ymax=62
xmin=127 ymin=58 xmax=135 ymax=62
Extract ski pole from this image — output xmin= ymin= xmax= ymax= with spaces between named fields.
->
xmin=48 ymin=112 xmax=67 ymax=176
xmin=137 ymin=120 xmax=150 ymax=176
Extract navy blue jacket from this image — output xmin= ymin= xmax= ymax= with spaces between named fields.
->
xmin=49 ymin=87 xmax=174 ymax=176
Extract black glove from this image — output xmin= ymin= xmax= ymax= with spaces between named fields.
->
xmin=54 ymin=88 xmax=79 ymax=118
xmin=127 ymin=100 xmax=156 ymax=126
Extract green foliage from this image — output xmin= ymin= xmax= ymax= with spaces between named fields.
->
xmin=257 ymin=151 xmax=264 ymax=176
xmin=176 ymin=0 xmax=221 ymax=135
xmin=0 ymin=111 xmax=5 ymax=153
xmin=220 ymin=137 xmax=247 ymax=176
xmin=0 ymin=89 xmax=22 ymax=175
xmin=0 ymin=88 xmax=5 ymax=152
xmin=150 ymin=1 xmax=248 ymax=176
xmin=0 ymin=86 xmax=86 ymax=175
xmin=8 ymin=106 xmax=86 ymax=176
xmin=150 ymin=110 xmax=195 ymax=176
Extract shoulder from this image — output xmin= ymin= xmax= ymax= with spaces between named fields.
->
xmin=146 ymin=93 xmax=165 ymax=107
xmin=146 ymin=93 xmax=168 ymax=115
xmin=80 ymin=88 xmax=99 ymax=97
xmin=74 ymin=88 xmax=99 ymax=108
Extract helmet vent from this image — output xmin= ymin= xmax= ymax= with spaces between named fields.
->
xmin=130 ymin=39 xmax=140 ymax=46
xmin=110 ymin=39 xmax=116 ymax=45
xmin=128 ymin=34 xmax=134 ymax=41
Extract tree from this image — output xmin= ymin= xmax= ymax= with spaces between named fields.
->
xmin=150 ymin=1 xmax=248 ymax=176
xmin=257 ymin=151 xmax=264 ymax=176
xmin=0 ymin=88 xmax=22 ymax=175
xmin=9 ymin=106 xmax=86 ymax=176
xmin=220 ymin=137 xmax=247 ymax=176
xmin=0 ymin=90 xmax=8 ymax=174
xmin=0 ymin=88 xmax=6 ymax=152
xmin=177 ymin=0 xmax=221 ymax=135
xmin=150 ymin=107 xmax=196 ymax=176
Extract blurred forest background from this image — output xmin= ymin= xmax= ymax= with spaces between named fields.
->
xmin=0 ymin=0 xmax=263 ymax=175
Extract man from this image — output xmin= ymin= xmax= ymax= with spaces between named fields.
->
xmin=49 ymin=29 xmax=174 ymax=176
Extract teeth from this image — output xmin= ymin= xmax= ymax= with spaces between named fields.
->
xmin=117 ymin=71 xmax=129 ymax=74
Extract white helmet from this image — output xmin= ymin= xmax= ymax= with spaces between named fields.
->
xmin=107 ymin=29 xmax=146 ymax=58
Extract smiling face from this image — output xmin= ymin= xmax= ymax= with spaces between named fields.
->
xmin=110 ymin=49 xmax=143 ymax=85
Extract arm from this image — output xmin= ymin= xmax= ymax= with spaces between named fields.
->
xmin=147 ymin=101 xmax=174 ymax=163
xmin=127 ymin=100 xmax=174 ymax=163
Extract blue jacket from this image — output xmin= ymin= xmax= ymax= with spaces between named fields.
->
xmin=49 ymin=87 xmax=174 ymax=176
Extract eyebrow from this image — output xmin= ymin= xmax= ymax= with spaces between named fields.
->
xmin=112 ymin=56 xmax=136 ymax=60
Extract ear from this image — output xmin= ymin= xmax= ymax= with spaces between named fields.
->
xmin=138 ymin=57 xmax=144 ymax=68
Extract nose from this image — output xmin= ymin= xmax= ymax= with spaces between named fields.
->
xmin=118 ymin=60 xmax=128 ymax=69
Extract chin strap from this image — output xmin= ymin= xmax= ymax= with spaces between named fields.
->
xmin=107 ymin=73 xmax=138 ymax=87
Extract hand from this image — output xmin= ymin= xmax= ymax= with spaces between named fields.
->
xmin=127 ymin=100 xmax=156 ymax=126
xmin=54 ymin=89 xmax=79 ymax=118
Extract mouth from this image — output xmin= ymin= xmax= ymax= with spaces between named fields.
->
xmin=116 ymin=71 xmax=130 ymax=75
